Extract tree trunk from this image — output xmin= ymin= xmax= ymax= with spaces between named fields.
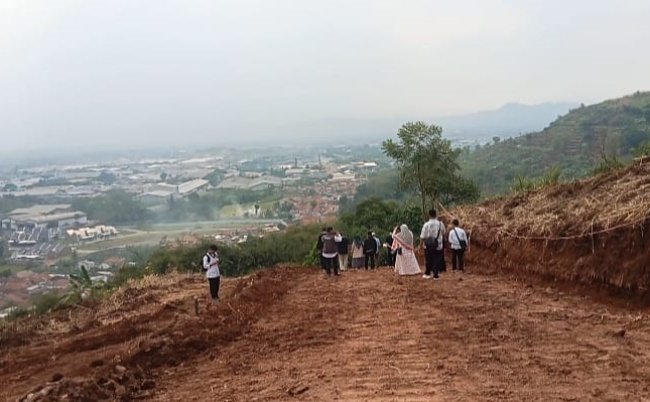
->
xmin=416 ymin=161 xmax=426 ymax=219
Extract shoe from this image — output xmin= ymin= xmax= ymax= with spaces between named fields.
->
xmin=433 ymin=276 xmax=440 ymax=280
xmin=423 ymin=274 xmax=432 ymax=279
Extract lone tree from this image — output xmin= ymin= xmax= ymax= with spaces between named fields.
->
xmin=382 ymin=121 xmax=479 ymax=215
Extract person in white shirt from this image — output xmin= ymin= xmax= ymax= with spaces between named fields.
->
xmin=448 ymin=219 xmax=468 ymax=272
xmin=203 ymin=245 xmax=221 ymax=304
xmin=419 ymin=208 xmax=445 ymax=280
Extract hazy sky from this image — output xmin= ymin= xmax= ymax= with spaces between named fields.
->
xmin=1 ymin=0 xmax=650 ymax=152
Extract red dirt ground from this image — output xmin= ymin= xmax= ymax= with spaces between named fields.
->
xmin=3 ymin=265 xmax=650 ymax=401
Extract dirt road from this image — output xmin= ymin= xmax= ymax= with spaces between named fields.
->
xmin=3 ymin=267 xmax=650 ymax=401
xmin=152 ymin=268 xmax=650 ymax=402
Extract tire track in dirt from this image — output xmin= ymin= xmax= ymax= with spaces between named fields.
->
xmin=152 ymin=268 xmax=650 ymax=402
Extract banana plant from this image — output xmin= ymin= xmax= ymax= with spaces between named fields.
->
xmin=60 ymin=266 xmax=105 ymax=305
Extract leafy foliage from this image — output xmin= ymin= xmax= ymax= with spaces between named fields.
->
xmin=338 ymin=198 xmax=423 ymax=242
xmin=633 ymin=140 xmax=650 ymax=157
xmin=71 ymin=190 xmax=151 ymax=224
xmin=511 ymin=167 xmax=562 ymax=193
xmin=383 ymin=122 xmax=479 ymax=214
xmin=592 ymin=154 xmax=625 ymax=175
xmin=147 ymin=224 xmax=322 ymax=277
xmin=461 ymin=91 xmax=650 ymax=195
xmin=60 ymin=266 xmax=106 ymax=305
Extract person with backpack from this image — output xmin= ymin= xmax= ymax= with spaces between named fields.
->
xmin=363 ymin=231 xmax=378 ymax=270
xmin=419 ymin=209 xmax=445 ymax=280
xmin=320 ymin=227 xmax=340 ymax=276
xmin=203 ymin=245 xmax=221 ymax=304
xmin=448 ymin=218 xmax=468 ymax=271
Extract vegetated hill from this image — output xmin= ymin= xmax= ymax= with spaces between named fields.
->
xmin=454 ymin=157 xmax=650 ymax=294
xmin=460 ymin=91 xmax=650 ymax=195
xmin=438 ymin=101 xmax=578 ymax=142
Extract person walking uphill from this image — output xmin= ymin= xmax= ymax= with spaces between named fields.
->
xmin=420 ymin=209 xmax=445 ymax=280
xmin=448 ymin=219 xmax=468 ymax=271
xmin=363 ymin=231 xmax=378 ymax=269
xmin=321 ymin=227 xmax=340 ymax=276
xmin=203 ymin=245 xmax=221 ymax=305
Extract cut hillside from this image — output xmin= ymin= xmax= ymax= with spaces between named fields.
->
xmin=454 ymin=157 xmax=650 ymax=295
xmin=461 ymin=91 xmax=650 ymax=194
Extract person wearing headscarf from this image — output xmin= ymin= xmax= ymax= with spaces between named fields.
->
xmin=351 ymin=236 xmax=365 ymax=268
xmin=391 ymin=224 xmax=422 ymax=276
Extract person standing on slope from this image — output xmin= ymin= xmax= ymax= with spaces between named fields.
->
xmin=336 ymin=232 xmax=350 ymax=271
xmin=316 ymin=227 xmax=327 ymax=271
xmin=448 ymin=219 xmax=468 ymax=272
xmin=372 ymin=232 xmax=381 ymax=266
xmin=321 ymin=227 xmax=340 ymax=276
xmin=420 ymin=209 xmax=445 ymax=280
xmin=364 ymin=231 xmax=378 ymax=270
xmin=351 ymin=236 xmax=365 ymax=269
xmin=392 ymin=224 xmax=421 ymax=276
xmin=203 ymin=245 xmax=221 ymax=305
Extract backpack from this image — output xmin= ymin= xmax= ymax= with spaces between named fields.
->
xmin=425 ymin=226 xmax=441 ymax=250
xmin=200 ymin=254 xmax=208 ymax=271
xmin=322 ymin=235 xmax=337 ymax=254
xmin=453 ymin=228 xmax=467 ymax=251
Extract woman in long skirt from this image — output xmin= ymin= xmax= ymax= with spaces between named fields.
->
xmin=391 ymin=224 xmax=422 ymax=276
xmin=351 ymin=236 xmax=365 ymax=268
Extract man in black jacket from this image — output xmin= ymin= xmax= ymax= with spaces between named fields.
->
xmin=316 ymin=227 xmax=326 ymax=271
xmin=385 ymin=232 xmax=396 ymax=267
xmin=363 ymin=231 xmax=378 ymax=270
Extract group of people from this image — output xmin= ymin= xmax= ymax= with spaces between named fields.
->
xmin=200 ymin=208 xmax=469 ymax=306
xmin=316 ymin=208 xmax=469 ymax=280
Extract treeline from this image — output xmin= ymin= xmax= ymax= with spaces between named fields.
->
xmin=71 ymin=190 xmax=151 ymax=224
xmin=146 ymin=224 xmax=321 ymax=277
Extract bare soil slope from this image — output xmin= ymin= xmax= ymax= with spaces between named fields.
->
xmin=4 ymin=267 xmax=650 ymax=401
xmin=455 ymin=158 xmax=650 ymax=294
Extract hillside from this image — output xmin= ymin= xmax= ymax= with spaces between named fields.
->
xmin=455 ymin=157 xmax=650 ymax=293
xmin=2 ymin=268 xmax=650 ymax=401
xmin=2 ymin=159 xmax=650 ymax=401
xmin=438 ymin=102 xmax=577 ymax=142
xmin=461 ymin=91 xmax=650 ymax=194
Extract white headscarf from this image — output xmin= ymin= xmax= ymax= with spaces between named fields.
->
xmin=399 ymin=224 xmax=413 ymax=246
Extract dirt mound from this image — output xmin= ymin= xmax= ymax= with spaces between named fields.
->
xmin=1 ymin=267 xmax=306 ymax=401
xmin=453 ymin=158 xmax=650 ymax=295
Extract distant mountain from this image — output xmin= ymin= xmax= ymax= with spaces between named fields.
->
xmin=460 ymin=91 xmax=650 ymax=195
xmin=284 ymin=102 xmax=578 ymax=146
xmin=437 ymin=102 xmax=579 ymax=142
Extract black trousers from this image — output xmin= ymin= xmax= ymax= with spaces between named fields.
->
xmin=364 ymin=253 xmax=376 ymax=269
xmin=323 ymin=256 xmax=338 ymax=275
xmin=452 ymin=249 xmax=465 ymax=271
xmin=424 ymin=247 xmax=442 ymax=277
xmin=208 ymin=277 xmax=220 ymax=299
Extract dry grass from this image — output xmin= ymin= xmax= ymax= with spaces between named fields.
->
xmin=454 ymin=158 xmax=650 ymax=241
